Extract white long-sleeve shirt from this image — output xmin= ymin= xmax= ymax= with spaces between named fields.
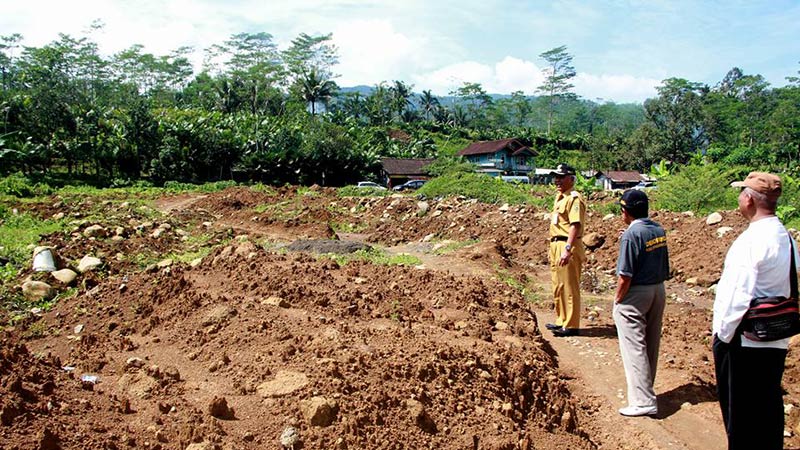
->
xmin=712 ymin=216 xmax=799 ymax=349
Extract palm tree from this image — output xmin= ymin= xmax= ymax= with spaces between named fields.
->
xmin=299 ymin=69 xmax=337 ymax=115
xmin=418 ymin=90 xmax=440 ymax=121
xmin=390 ymin=80 xmax=414 ymax=122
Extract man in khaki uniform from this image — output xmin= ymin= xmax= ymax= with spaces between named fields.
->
xmin=546 ymin=163 xmax=586 ymax=337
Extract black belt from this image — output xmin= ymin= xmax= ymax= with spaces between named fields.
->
xmin=550 ymin=236 xmax=568 ymax=242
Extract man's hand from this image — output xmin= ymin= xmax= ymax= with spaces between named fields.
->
xmin=559 ymin=250 xmax=572 ymax=266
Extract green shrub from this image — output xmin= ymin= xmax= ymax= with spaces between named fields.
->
xmin=337 ymin=186 xmax=391 ymax=198
xmin=0 ymin=173 xmax=53 ymax=198
xmin=417 ymin=172 xmax=537 ymax=205
xmin=652 ymin=163 xmax=739 ymax=214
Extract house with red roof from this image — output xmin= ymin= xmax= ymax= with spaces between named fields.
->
xmin=379 ymin=157 xmax=435 ymax=188
xmin=456 ymin=138 xmax=536 ymax=177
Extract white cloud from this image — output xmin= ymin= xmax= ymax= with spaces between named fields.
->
xmin=412 ymin=57 xmax=544 ymax=96
xmin=574 ymin=73 xmax=660 ymax=103
xmin=331 ymin=19 xmax=424 ymax=86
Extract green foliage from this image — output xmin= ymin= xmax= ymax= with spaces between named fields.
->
xmin=652 ymin=163 xmax=739 ymax=213
xmin=432 ymin=239 xmax=479 ymax=255
xmin=0 ymin=211 xmax=67 ymax=268
xmin=495 ymin=268 xmax=542 ymax=304
xmin=324 ymin=248 xmax=421 ymax=267
xmin=574 ymin=173 xmax=600 ymax=195
xmin=337 ymin=186 xmax=390 ymax=198
xmin=0 ymin=173 xmax=54 ymax=198
xmin=417 ymin=172 xmax=537 ymax=205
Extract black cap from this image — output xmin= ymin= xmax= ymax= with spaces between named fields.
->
xmin=620 ymin=189 xmax=648 ymax=210
xmin=551 ymin=163 xmax=576 ymax=176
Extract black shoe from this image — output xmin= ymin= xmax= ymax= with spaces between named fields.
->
xmin=545 ymin=323 xmax=561 ymax=331
xmin=552 ymin=328 xmax=579 ymax=337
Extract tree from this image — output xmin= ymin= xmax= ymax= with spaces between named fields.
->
xmin=629 ymin=78 xmax=707 ymax=167
xmin=298 ymin=69 xmax=337 ymax=115
xmin=536 ymin=45 xmax=576 ymax=134
xmin=418 ymin=90 xmax=440 ymax=121
xmin=389 ymin=80 xmax=414 ymax=122
xmin=283 ymin=33 xmax=338 ymax=80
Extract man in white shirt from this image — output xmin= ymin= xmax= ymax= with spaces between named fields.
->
xmin=713 ymin=171 xmax=798 ymax=450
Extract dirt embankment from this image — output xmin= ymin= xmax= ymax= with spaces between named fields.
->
xmin=2 ymin=186 xmax=799 ymax=450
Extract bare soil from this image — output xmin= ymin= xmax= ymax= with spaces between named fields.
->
xmin=2 ymin=186 xmax=800 ymax=450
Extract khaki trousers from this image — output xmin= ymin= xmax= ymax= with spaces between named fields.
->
xmin=613 ymin=283 xmax=666 ymax=408
xmin=549 ymin=241 xmax=583 ymax=329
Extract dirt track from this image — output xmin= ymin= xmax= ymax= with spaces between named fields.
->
xmin=2 ymin=186 xmax=800 ymax=450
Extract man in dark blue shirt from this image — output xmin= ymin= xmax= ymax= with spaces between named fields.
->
xmin=614 ymin=189 xmax=670 ymax=417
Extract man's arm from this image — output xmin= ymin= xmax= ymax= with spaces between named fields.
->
xmin=615 ymin=275 xmax=632 ymax=304
xmin=559 ymin=222 xmax=582 ymax=266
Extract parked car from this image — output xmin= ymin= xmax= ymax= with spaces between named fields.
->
xmin=356 ymin=181 xmax=386 ymax=190
xmin=633 ymin=180 xmax=656 ymax=190
xmin=392 ymin=179 xmax=427 ymax=191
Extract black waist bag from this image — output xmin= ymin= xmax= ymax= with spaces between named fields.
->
xmin=742 ymin=237 xmax=800 ymax=342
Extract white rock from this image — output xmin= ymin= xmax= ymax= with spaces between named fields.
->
xmin=682 ymin=211 xmax=695 ymax=217
xmin=83 ymin=224 xmax=107 ymax=238
xmin=21 ymin=281 xmax=53 ymax=301
xmin=77 ymin=255 xmax=103 ymax=273
xmin=602 ymin=213 xmax=615 ymax=221
xmin=51 ymin=269 xmax=78 ymax=285
xmin=151 ymin=228 xmax=166 ymax=238
xmin=499 ymin=203 xmax=510 ymax=212
xmin=156 ymin=259 xmax=173 ymax=268
xmin=716 ymin=226 xmax=734 ymax=238
xmin=706 ymin=212 xmax=723 ymax=225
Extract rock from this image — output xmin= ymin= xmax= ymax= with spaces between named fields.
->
xmin=686 ymin=277 xmax=698 ymax=285
xmin=52 ymin=212 xmax=65 ymax=220
xmin=21 ymin=281 xmax=53 ymax=301
xmin=83 ymin=224 xmax=107 ymax=238
xmin=716 ymin=226 xmax=734 ymax=238
xmin=431 ymin=210 xmax=442 ymax=217
xmin=406 ymin=399 xmax=437 ymax=434
xmin=257 ymin=371 xmax=309 ymax=398
xmin=499 ymin=203 xmax=509 ymax=212
xmin=494 ymin=321 xmax=508 ymax=331
xmin=417 ymin=201 xmax=429 ymax=216
xmin=208 ymin=396 xmax=234 ymax=419
xmin=185 ymin=443 xmax=215 ymax=450
xmin=156 ymin=259 xmax=173 ymax=269
xmin=203 ymin=306 xmax=237 ymax=326
xmin=422 ymin=233 xmax=435 ymax=242
xmin=582 ymin=232 xmax=605 ymax=249
xmin=114 ymin=226 xmax=125 ymax=236
xmin=126 ymin=357 xmax=145 ymax=369
xmin=110 ymin=235 xmax=125 ymax=243
xmin=541 ymin=212 xmax=551 ymax=221
xmin=51 ymin=269 xmax=78 ymax=285
xmin=280 ymin=427 xmax=300 ymax=448
xmin=299 ymin=396 xmax=339 ymax=427
xmin=706 ymin=212 xmax=723 ymax=225
xmin=74 ymin=324 xmax=84 ymax=334
xmin=190 ymin=258 xmax=203 ymax=268
xmin=602 ymin=213 xmax=615 ymax=221
xmin=151 ymin=228 xmax=166 ymax=238
xmin=682 ymin=211 xmax=695 ymax=217
xmin=263 ymin=296 xmax=290 ymax=308
xmin=77 ymin=255 xmax=103 ymax=273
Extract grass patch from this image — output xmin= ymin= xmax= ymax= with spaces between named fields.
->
xmin=417 ymin=171 xmax=539 ymax=205
xmin=432 ymin=239 xmax=479 ymax=255
xmin=337 ymin=186 xmax=391 ymax=198
xmin=495 ymin=268 xmax=543 ymax=304
xmin=323 ymin=248 xmax=422 ymax=267
xmin=0 ymin=211 xmax=69 ymax=267
xmin=330 ymin=221 xmax=368 ymax=233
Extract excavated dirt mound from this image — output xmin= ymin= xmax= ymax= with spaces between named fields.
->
xmin=6 ymin=243 xmax=596 ymax=449
xmin=5 ymin=186 xmax=800 ymax=449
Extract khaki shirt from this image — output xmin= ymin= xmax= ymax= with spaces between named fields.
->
xmin=550 ymin=191 xmax=586 ymax=238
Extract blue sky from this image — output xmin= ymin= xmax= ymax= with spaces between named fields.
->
xmin=1 ymin=0 xmax=798 ymax=103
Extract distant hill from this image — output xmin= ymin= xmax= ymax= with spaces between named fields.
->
xmin=337 ymin=85 xmax=528 ymax=106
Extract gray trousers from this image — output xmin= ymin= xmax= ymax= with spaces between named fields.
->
xmin=612 ymin=283 xmax=666 ymax=408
